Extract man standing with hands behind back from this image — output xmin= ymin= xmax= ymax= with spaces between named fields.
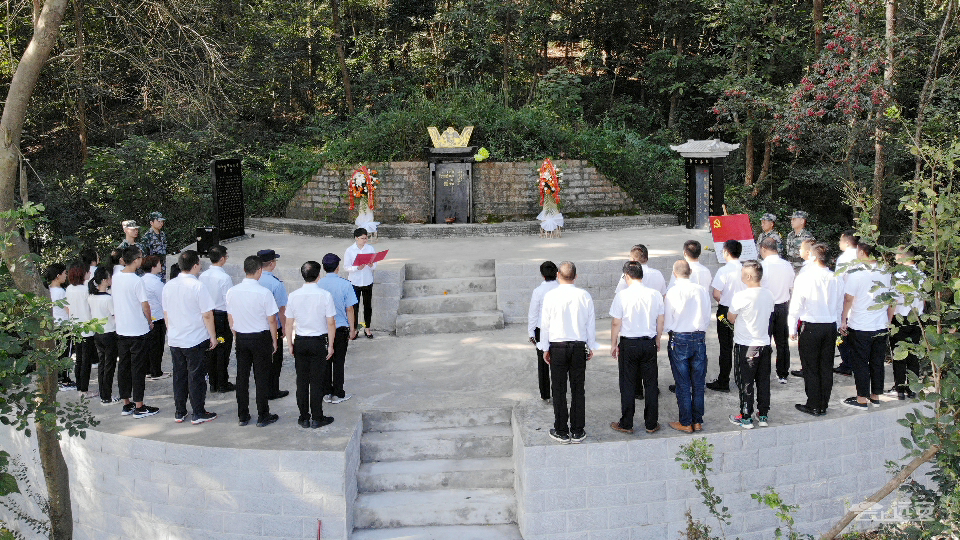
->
xmin=257 ymin=249 xmax=290 ymax=400
xmin=538 ymin=262 xmax=598 ymax=444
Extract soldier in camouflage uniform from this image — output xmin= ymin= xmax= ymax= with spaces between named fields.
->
xmin=118 ymin=220 xmax=144 ymax=252
xmin=756 ymin=213 xmax=782 ymax=260
xmin=785 ymin=210 xmax=815 ymax=270
xmin=142 ymin=211 xmax=168 ymax=282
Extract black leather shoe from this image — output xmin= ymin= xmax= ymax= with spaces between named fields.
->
xmin=833 ymin=367 xmax=852 ymax=376
xmin=790 ymin=370 xmax=804 ymax=378
xmin=311 ymin=416 xmax=334 ymax=428
xmin=238 ymin=415 xmax=251 ymax=427
xmin=298 ymin=418 xmax=311 ymax=428
xmin=706 ymin=380 xmax=730 ymax=392
xmin=221 ymin=382 xmax=236 ymax=392
xmin=256 ymin=413 xmax=279 ymax=427
xmin=634 ymin=391 xmax=644 ymax=400
xmin=269 ymin=390 xmax=290 ymax=400
xmin=668 ymin=384 xmax=676 ymax=393
xmin=795 ymin=403 xmax=819 ymax=416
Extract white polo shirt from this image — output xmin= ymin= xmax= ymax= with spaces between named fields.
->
xmin=787 ymin=265 xmax=844 ymax=331
xmin=760 ymin=254 xmax=795 ymax=304
xmin=226 ymin=278 xmax=279 ymax=334
xmin=615 ymin=265 xmax=667 ymax=296
xmin=730 ymin=287 xmax=775 ymax=346
xmin=609 ymin=283 xmax=664 ymax=338
xmin=286 ymin=283 xmax=337 ymax=337
xmin=845 ymin=264 xmax=891 ymax=331
xmin=199 ymin=265 xmax=233 ymax=311
xmin=162 ymin=273 xmax=215 ymax=348
xmin=528 ymin=280 xmax=559 ymax=338
xmin=669 ymin=260 xmax=712 ymax=290
xmin=344 ymin=243 xmax=377 ymax=287
xmin=537 ymin=284 xmax=599 ymax=351
xmin=711 ymin=260 xmax=746 ymax=306
xmin=664 ymin=278 xmax=711 ymax=333
xmin=113 ymin=270 xmax=150 ymax=337
xmin=142 ymin=272 xmax=164 ymax=321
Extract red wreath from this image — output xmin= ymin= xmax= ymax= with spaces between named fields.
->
xmin=348 ymin=165 xmax=379 ymax=211
xmin=539 ymin=158 xmax=561 ymax=206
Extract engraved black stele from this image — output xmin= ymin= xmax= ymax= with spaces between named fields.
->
xmin=212 ymin=159 xmax=245 ymax=239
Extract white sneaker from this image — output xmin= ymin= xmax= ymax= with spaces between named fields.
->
xmin=323 ymin=394 xmax=333 ymax=403
xmin=778 ymin=378 xmax=788 ymax=384
xmin=331 ymin=394 xmax=353 ymax=404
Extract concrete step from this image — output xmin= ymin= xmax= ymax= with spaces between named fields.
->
xmin=361 ymin=425 xmax=513 ymax=463
xmin=358 ymin=457 xmax=514 ymax=492
xmin=354 ymin=488 xmax=517 ymax=529
xmin=351 ymin=524 xmax=523 ymax=540
xmin=395 ymin=311 xmax=504 ymax=336
xmin=406 ymin=260 xmax=496 ymax=280
xmin=399 ymin=292 xmax=499 ymax=315
xmin=363 ymin=407 xmax=512 ymax=433
xmin=402 ymin=277 xmax=496 ymax=298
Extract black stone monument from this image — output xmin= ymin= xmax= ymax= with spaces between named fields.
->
xmin=669 ymin=140 xmax=740 ymax=229
xmin=211 ymin=158 xmax=245 ymax=240
xmin=428 ymin=147 xmax=475 ymax=224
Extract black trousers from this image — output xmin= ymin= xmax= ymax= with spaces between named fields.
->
xmin=549 ymin=341 xmax=587 ymax=435
xmin=172 ymin=340 xmax=209 ymax=417
xmin=94 ymin=331 xmax=118 ymax=401
xmin=236 ymin=331 xmax=273 ymax=420
xmin=354 ymin=285 xmax=373 ymax=328
xmin=294 ymin=335 xmax=330 ymax=421
xmin=618 ymin=337 xmax=658 ymax=431
xmin=734 ymin=343 xmax=772 ymax=417
xmin=72 ymin=335 xmax=95 ymax=392
xmin=117 ymin=334 xmax=149 ymax=402
xmin=849 ymin=328 xmax=887 ymax=398
xmin=323 ymin=327 xmax=350 ymax=398
xmin=798 ymin=322 xmax=837 ymax=411
xmin=769 ymin=301 xmax=791 ymax=378
xmin=534 ymin=328 xmax=550 ymax=400
xmin=270 ymin=326 xmax=285 ymax=397
xmin=146 ymin=318 xmax=166 ymax=376
xmin=891 ymin=317 xmax=922 ymax=390
xmin=716 ymin=304 xmax=734 ymax=384
xmin=206 ymin=311 xmax=232 ymax=390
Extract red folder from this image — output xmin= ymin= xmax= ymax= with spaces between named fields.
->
xmin=352 ymin=250 xmax=389 ymax=265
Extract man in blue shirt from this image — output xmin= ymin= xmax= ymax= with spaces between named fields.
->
xmin=258 ymin=249 xmax=290 ymax=400
xmin=317 ymin=253 xmax=359 ymax=404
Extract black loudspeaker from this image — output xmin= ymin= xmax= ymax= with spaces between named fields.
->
xmin=196 ymin=226 xmax=219 ymax=256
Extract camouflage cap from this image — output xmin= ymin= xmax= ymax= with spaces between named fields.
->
xmin=761 ymin=213 xmax=777 ymax=222
xmin=791 ymin=210 xmax=810 ymax=220
xmin=121 ymin=220 xmax=139 ymax=229
xmin=149 ymin=211 xmax=166 ymax=222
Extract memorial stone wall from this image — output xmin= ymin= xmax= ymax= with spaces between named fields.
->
xmin=286 ymin=160 xmax=638 ymax=224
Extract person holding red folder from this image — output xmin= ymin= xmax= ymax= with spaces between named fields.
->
xmin=344 ymin=228 xmax=377 ymax=338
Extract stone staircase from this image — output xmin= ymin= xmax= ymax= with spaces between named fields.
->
xmin=352 ymin=408 xmax=521 ymax=540
xmin=395 ymin=260 xmax=505 ymax=336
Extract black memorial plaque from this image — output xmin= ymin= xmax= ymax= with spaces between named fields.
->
xmin=212 ymin=159 xmax=245 ymax=239
xmin=433 ymin=162 xmax=472 ymax=223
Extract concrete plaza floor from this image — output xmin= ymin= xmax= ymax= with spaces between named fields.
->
xmin=82 ymin=225 xmax=907 ymax=452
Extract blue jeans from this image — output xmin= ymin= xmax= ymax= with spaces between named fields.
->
xmin=668 ymin=332 xmax=707 ymax=426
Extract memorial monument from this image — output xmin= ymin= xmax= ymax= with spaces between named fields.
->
xmin=669 ymin=139 xmax=740 ymax=229
xmin=427 ymin=126 xmax=476 ymax=223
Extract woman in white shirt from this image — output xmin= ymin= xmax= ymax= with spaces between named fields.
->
xmin=65 ymin=262 xmax=96 ymax=397
xmin=45 ymin=263 xmax=76 ymax=390
xmin=88 ymin=267 xmax=120 ymax=404
xmin=141 ymin=255 xmax=168 ymax=379
xmin=344 ymin=227 xmax=376 ymax=338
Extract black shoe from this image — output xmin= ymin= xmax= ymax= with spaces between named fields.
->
xmin=121 ymin=403 xmax=136 ymax=416
xmin=634 ymin=392 xmax=644 ymax=400
xmin=904 ymin=390 xmax=916 ymax=399
xmin=298 ymin=418 xmax=311 ymax=429
xmin=668 ymin=384 xmax=676 ymax=393
xmin=570 ymin=431 xmax=586 ymax=443
xmin=833 ymin=367 xmax=852 ymax=376
xmin=221 ymin=382 xmax=236 ymax=392
xmin=175 ymin=411 xmax=187 ymax=423
xmin=790 ymin=370 xmax=804 ymax=378
xmin=133 ymin=405 xmax=160 ymax=419
xmin=238 ymin=415 xmax=251 ymax=426
xmin=706 ymin=380 xmax=730 ymax=392
xmin=795 ymin=403 xmax=819 ymax=416
xmin=548 ymin=429 xmax=570 ymax=443
xmin=269 ymin=390 xmax=290 ymax=400
xmin=192 ymin=411 xmax=217 ymax=425
xmin=256 ymin=413 xmax=279 ymax=427
xmin=311 ymin=416 xmax=334 ymax=428
xmin=816 ymin=409 xmax=827 ymax=416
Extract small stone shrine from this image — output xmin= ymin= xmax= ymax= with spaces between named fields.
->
xmin=669 ymin=139 xmax=740 ymax=229
xmin=427 ymin=126 xmax=476 ymax=224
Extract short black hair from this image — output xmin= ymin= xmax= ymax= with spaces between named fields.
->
xmin=243 ymin=255 xmax=263 ymax=276
xmin=178 ymin=250 xmax=200 ymax=273
xmin=540 ymin=261 xmax=558 ymax=281
xmin=80 ymin=249 xmax=98 ymax=267
xmin=723 ymin=239 xmax=743 ymax=258
xmin=208 ymin=245 xmax=228 ymax=264
xmin=683 ymin=240 xmax=702 ymax=259
xmin=301 ymin=261 xmax=322 ymax=282
xmin=44 ymin=263 xmax=66 ymax=287
xmin=811 ymin=243 xmax=829 ymax=264
xmin=760 ymin=237 xmax=779 ymax=252
xmin=121 ymin=246 xmax=142 ymax=265
xmin=630 ymin=245 xmax=649 ymax=264
xmin=354 ymin=227 xmax=368 ymax=238
xmin=858 ymin=242 xmax=874 ymax=258
xmin=841 ymin=229 xmax=860 ymax=246
xmin=622 ymin=260 xmax=644 ymax=281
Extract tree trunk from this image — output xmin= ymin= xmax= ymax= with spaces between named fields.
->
xmin=813 ymin=0 xmax=825 ymax=51
xmin=329 ymin=0 xmax=354 ymax=115
xmin=753 ymin=136 xmax=773 ymax=196
xmin=73 ymin=0 xmax=88 ymax=162
xmin=744 ymin=131 xmax=756 ymax=186
xmin=871 ymin=0 xmax=896 ymax=227
xmin=0 ymin=0 xmax=73 ymax=536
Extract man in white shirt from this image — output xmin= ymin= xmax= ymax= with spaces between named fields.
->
xmin=728 ymin=261 xmax=776 ymax=430
xmin=889 ymin=246 xmax=924 ymax=400
xmin=287 ymin=261 xmax=337 ymax=429
xmin=200 ymin=245 xmax=235 ymax=393
xmin=162 ymin=250 xmax=218 ymax=425
xmin=113 ymin=246 xmax=160 ymax=419
xmin=344 ymin=227 xmax=377 ymax=338
xmin=142 ymin=255 xmax=167 ymax=380
xmin=833 ymin=229 xmax=860 ymax=376
xmin=788 ymin=243 xmax=844 ymax=416
xmin=797 ymin=239 xmax=817 ymax=276
xmin=707 ymin=240 xmax=745 ymax=393
xmin=613 ymin=244 xmax=665 ymax=402
xmin=609 ymin=262 xmax=664 ymax=435
xmin=528 ymin=261 xmax=559 ymax=401
xmin=668 ymin=240 xmax=712 ymax=289
xmin=538 ymin=262 xmax=598 ymax=444
xmin=227 ymin=256 xmax=281 ymax=427
xmin=759 ymin=237 xmax=795 ymax=383
xmin=663 ymin=261 xmax=712 ymax=433
xmin=840 ymin=243 xmax=895 ymax=410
